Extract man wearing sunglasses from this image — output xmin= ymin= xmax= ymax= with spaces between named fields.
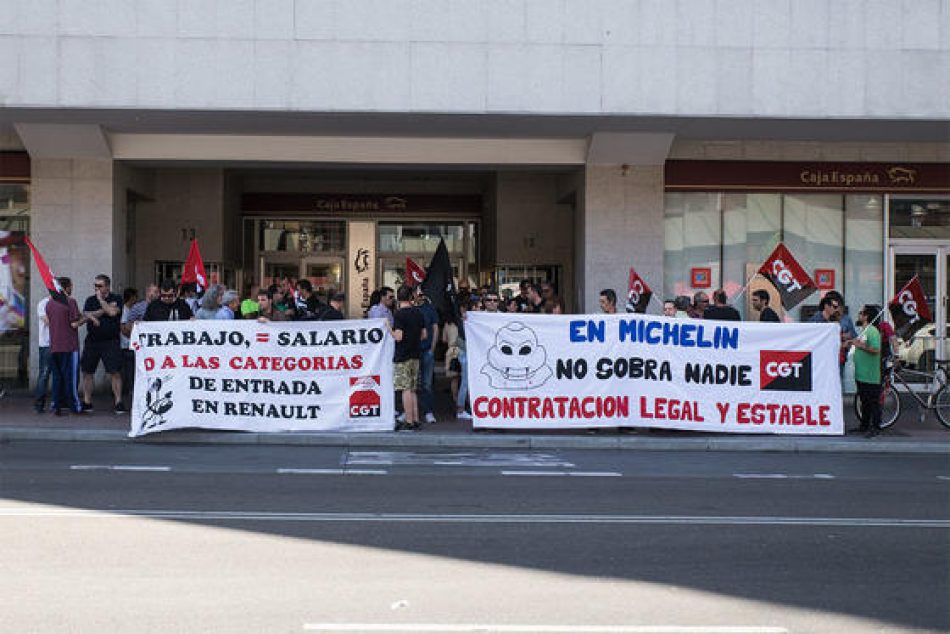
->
xmin=481 ymin=291 xmax=501 ymax=313
xmin=144 ymin=279 xmax=194 ymax=322
xmin=81 ymin=274 xmax=124 ymax=414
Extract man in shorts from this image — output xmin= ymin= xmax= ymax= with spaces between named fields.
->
xmin=81 ymin=274 xmax=125 ymax=413
xmin=390 ymin=284 xmax=426 ymax=431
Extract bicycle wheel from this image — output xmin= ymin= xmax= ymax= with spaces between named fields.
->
xmin=934 ymin=384 xmax=950 ymax=429
xmin=854 ymin=383 xmax=900 ymax=430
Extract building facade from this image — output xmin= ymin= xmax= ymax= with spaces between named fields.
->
xmin=0 ymin=0 xmax=948 ymax=385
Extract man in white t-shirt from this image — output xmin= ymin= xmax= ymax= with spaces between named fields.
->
xmin=33 ymin=295 xmax=51 ymax=413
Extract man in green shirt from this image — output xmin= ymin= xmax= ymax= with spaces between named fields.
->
xmin=849 ymin=304 xmax=882 ymax=437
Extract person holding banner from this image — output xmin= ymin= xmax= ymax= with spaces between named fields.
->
xmin=390 ymin=285 xmax=427 ymax=431
xmin=848 ymin=305 xmax=882 ymax=437
xmin=662 ymin=300 xmax=676 ymax=318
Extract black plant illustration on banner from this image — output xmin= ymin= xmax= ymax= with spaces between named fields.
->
xmin=142 ymin=375 xmax=174 ymax=430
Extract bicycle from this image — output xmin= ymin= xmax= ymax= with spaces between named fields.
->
xmin=853 ymin=358 xmax=950 ymax=430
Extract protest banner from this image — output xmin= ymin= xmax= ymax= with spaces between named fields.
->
xmin=129 ymin=319 xmax=394 ymax=437
xmin=466 ymin=312 xmax=844 ymax=434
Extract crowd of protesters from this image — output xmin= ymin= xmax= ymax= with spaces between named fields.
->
xmin=34 ymin=271 xmax=890 ymax=437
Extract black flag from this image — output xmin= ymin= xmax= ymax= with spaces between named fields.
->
xmin=421 ymin=238 xmax=459 ymax=323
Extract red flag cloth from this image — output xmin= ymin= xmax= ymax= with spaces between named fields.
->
xmin=24 ymin=236 xmax=66 ymax=303
xmin=888 ymin=275 xmax=933 ymax=339
xmin=406 ymin=257 xmax=426 ymax=286
xmin=180 ymin=239 xmax=208 ymax=293
xmin=758 ymin=243 xmax=817 ymax=310
xmin=626 ymin=267 xmax=653 ymax=313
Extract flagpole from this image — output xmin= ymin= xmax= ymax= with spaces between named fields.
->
xmin=730 ymin=271 xmax=759 ymax=305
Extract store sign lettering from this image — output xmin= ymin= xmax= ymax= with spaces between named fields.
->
xmin=798 ymin=165 xmax=918 ymax=188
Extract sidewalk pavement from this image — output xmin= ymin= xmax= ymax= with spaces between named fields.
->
xmin=1 ymin=391 xmax=948 ymax=454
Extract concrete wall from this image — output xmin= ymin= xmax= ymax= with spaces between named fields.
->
xmin=0 ymin=126 xmax=24 ymax=150
xmin=2 ymin=0 xmax=947 ymax=118
xmin=669 ymin=139 xmax=950 ymax=162
xmin=134 ymin=169 xmax=225 ymax=291
xmin=28 ymin=158 xmax=115 ymax=381
xmin=581 ymin=163 xmax=664 ymax=313
xmin=494 ymin=172 xmax=575 ymax=307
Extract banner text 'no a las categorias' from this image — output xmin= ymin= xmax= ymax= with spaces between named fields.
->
xmin=129 ymin=320 xmax=394 ymax=437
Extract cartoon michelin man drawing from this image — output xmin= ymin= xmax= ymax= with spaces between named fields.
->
xmin=481 ymin=322 xmax=553 ymax=389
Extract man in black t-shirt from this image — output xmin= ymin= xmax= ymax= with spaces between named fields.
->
xmin=81 ymin=274 xmax=125 ymax=413
xmin=144 ymin=279 xmax=195 ymax=322
xmin=702 ymin=288 xmax=741 ymax=322
xmin=390 ymin=285 xmax=426 ymax=431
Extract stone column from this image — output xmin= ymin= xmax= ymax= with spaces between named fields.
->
xmin=580 ymin=163 xmax=665 ymax=313
xmin=28 ymin=158 xmax=116 ymax=384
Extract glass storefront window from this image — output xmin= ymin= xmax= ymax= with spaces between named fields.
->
xmin=0 ymin=184 xmax=30 ymax=387
xmin=888 ymin=199 xmax=950 ymax=239
xmin=845 ymin=195 xmax=884 ymax=319
xmin=664 ymin=192 xmax=722 ymax=300
xmin=378 ymin=223 xmax=466 ymax=254
xmin=783 ymin=194 xmax=844 ymax=321
xmin=258 ymin=220 xmax=345 ymax=253
xmin=722 ymin=193 xmax=781 ymax=318
xmin=664 ymin=192 xmax=884 ymax=322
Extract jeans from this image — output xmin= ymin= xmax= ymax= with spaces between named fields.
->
xmin=456 ymin=350 xmax=468 ymax=411
xmin=50 ymin=351 xmax=81 ymax=413
xmin=33 ymin=346 xmax=52 ymax=408
xmin=419 ymin=349 xmax=435 ymax=415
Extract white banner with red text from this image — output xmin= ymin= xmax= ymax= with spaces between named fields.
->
xmin=466 ymin=312 xmax=844 ymax=434
xmin=129 ymin=319 xmax=394 ymax=437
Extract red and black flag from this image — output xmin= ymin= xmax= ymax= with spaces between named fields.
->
xmin=421 ymin=238 xmax=459 ymax=324
xmin=405 ymin=257 xmax=426 ymax=286
xmin=180 ymin=239 xmax=208 ymax=294
xmin=889 ymin=275 xmax=932 ymax=339
xmin=758 ymin=243 xmax=817 ymax=310
xmin=24 ymin=236 xmax=67 ymax=304
xmin=625 ymin=267 xmax=652 ymax=313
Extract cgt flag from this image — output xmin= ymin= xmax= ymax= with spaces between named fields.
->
xmin=405 ymin=257 xmax=426 ymax=286
xmin=889 ymin=275 xmax=932 ymax=339
xmin=625 ymin=267 xmax=652 ymax=313
xmin=421 ymin=238 xmax=459 ymax=324
xmin=24 ymin=236 xmax=67 ymax=304
xmin=180 ymin=239 xmax=208 ymax=294
xmin=758 ymin=243 xmax=817 ymax=310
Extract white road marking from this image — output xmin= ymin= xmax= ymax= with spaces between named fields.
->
xmin=302 ymin=623 xmax=789 ymax=633
xmin=733 ymin=473 xmax=835 ymax=480
xmin=277 ymin=468 xmax=387 ymax=476
xmin=348 ymin=451 xmax=575 ymax=468
xmin=70 ymin=465 xmax=171 ymax=472
xmin=0 ymin=509 xmax=945 ymax=528
xmin=938 ymin=476 xmax=950 ymax=481
xmin=500 ymin=471 xmax=622 ymax=477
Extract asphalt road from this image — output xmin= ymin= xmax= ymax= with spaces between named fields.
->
xmin=1 ymin=441 xmax=948 ymax=633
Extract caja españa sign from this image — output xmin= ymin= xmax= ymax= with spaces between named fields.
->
xmin=465 ymin=312 xmax=843 ymax=434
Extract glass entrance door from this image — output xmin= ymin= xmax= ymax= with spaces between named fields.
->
xmin=890 ymin=246 xmax=948 ymax=371
xmin=260 ymin=255 xmax=344 ymax=297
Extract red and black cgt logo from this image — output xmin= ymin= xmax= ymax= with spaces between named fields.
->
xmin=760 ymin=351 xmax=812 ymax=391
xmin=349 ymin=375 xmax=381 ymax=418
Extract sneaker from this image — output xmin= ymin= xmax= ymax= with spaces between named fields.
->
xmin=33 ymin=402 xmax=45 ymax=414
xmin=456 ymin=411 xmax=473 ymax=420
xmin=395 ymin=412 xmax=406 ymax=424
xmin=114 ymin=402 xmax=127 ymax=415
xmin=424 ymin=412 xmax=437 ymax=425
xmin=53 ymin=408 xmax=64 ymax=417
xmin=80 ymin=401 xmax=94 ymax=412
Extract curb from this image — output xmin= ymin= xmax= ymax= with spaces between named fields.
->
xmin=0 ymin=427 xmax=947 ymax=455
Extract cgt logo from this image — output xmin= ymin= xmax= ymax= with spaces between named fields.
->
xmin=760 ymin=351 xmax=812 ymax=391
xmin=349 ymin=375 xmax=381 ymax=417
xmin=771 ymin=259 xmax=804 ymax=293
